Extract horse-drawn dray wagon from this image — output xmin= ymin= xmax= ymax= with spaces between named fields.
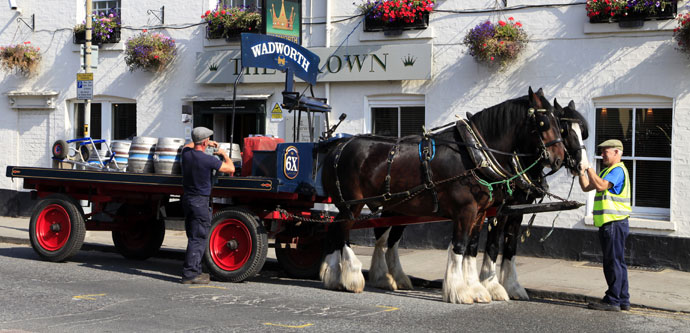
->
xmin=5 ymin=33 xmax=589 ymax=304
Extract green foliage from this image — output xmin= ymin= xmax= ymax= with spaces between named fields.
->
xmin=0 ymin=42 xmax=41 ymax=76
xmin=124 ymin=31 xmax=177 ymax=72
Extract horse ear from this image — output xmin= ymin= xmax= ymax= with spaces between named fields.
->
xmin=553 ymin=98 xmax=561 ymax=109
xmin=536 ymin=88 xmax=545 ymax=97
xmin=568 ymin=100 xmax=576 ymax=110
xmin=528 ymin=87 xmax=543 ymax=109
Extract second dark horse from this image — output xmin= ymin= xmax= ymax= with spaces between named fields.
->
xmin=319 ymin=87 xmax=566 ymax=304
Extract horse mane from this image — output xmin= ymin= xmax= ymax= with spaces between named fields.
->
xmin=468 ymin=96 xmax=531 ymax=139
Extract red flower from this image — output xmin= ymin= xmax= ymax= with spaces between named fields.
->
xmin=142 ymin=29 xmax=147 ymax=33
xmin=508 ymin=17 xmax=514 ymax=21
xmin=205 ymin=10 xmax=210 ymax=16
xmin=220 ymin=10 xmax=226 ymax=15
xmin=498 ymin=20 xmax=506 ymax=26
xmin=490 ymin=56 xmax=494 ymax=61
xmin=516 ymin=22 xmax=522 ymax=27
xmin=154 ymin=55 xmax=159 ymax=59
xmin=24 ymin=41 xmax=30 ymax=44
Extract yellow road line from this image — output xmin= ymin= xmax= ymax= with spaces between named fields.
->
xmin=376 ymin=305 xmax=400 ymax=312
xmin=264 ymin=323 xmax=314 ymax=328
xmin=73 ymin=293 xmax=106 ymax=300
xmin=188 ymin=285 xmax=227 ymax=290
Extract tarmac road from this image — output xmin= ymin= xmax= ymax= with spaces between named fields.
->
xmin=1 ymin=243 xmax=689 ymax=332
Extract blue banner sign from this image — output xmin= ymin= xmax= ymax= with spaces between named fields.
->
xmin=241 ymin=33 xmax=320 ymax=85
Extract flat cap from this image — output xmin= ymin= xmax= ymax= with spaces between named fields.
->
xmin=597 ymin=139 xmax=623 ymax=151
xmin=192 ymin=127 xmax=213 ymax=144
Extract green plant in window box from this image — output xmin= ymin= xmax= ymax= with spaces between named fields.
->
xmin=73 ymin=9 xmax=122 ymax=44
xmin=586 ymin=0 xmax=674 ymax=23
xmin=124 ymin=30 xmax=177 ymax=73
xmin=0 ymin=41 xmax=41 ymax=76
xmin=357 ymin=0 xmax=435 ymax=32
xmin=202 ymin=6 xmax=261 ymax=41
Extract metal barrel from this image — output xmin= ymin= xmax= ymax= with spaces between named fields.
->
xmin=86 ymin=145 xmax=107 ymax=169
xmin=108 ymin=140 xmax=131 ymax=171
xmin=217 ymin=142 xmax=241 ymax=163
xmin=128 ymin=136 xmax=158 ymax=173
xmin=153 ymin=137 xmax=185 ymax=175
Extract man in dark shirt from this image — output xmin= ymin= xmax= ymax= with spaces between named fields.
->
xmin=180 ymin=126 xmax=235 ymax=284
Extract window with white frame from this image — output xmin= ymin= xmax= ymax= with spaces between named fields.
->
xmin=93 ymin=0 xmax=120 ymax=14
xmin=369 ymin=96 xmax=425 ymax=137
xmin=593 ymin=96 xmax=672 ymax=218
xmin=219 ymin=0 xmax=262 ymax=9
xmin=73 ymin=99 xmax=137 ymax=143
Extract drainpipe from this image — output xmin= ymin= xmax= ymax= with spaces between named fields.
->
xmin=325 ymin=0 xmax=331 ymax=123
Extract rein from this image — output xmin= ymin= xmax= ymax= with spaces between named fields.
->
xmin=472 ymin=156 xmax=543 ymax=202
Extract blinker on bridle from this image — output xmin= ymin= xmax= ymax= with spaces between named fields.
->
xmin=528 ymin=108 xmax=563 ymax=148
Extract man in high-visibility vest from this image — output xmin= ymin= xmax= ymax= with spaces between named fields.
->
xmin=578 ymin=139 xmax=631 ymax=312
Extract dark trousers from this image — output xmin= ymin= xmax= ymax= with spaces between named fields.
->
xmin=182 ymin=195 xmax=212 ymax=279
xmin=598 ymin=217 xmax=630 ymax=307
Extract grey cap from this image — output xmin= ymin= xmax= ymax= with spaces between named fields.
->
xmin=597 ymin=139 xmax=623 ymax=151
xmin=192 ymin=126 xmax=213 ymax=144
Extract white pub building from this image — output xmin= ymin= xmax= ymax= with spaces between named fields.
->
xmin=1 ymin=0 xmax=688 ymax=270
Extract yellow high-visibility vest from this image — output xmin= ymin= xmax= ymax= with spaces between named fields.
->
xmin=593 ymin=162 xmax=631 ymax=227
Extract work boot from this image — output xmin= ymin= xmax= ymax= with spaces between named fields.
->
xmin=181 ymin=273 xmax=210 ymax=285
xmin=620 ymin=304 xmax=631 ymax=311
xmin=587 ymin=301 xmax=621 ymax=312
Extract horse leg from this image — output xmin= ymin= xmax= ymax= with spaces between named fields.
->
xmin=479 ymin=216 xmax=510 ymax=301
xmin=464 ymin=219 xmax=492 ymax=303
xmin=442 ymin=212 xmax=476 ymax=304
xmin=369 ymin=226 xmax=398 ymax=290
xmin=385 ymin=225 xmax=413 ymax=290
xmin=499 ymin=214 xmax=530 ymax=300
xmin=320 ymin=206 xmax=365 ymax=293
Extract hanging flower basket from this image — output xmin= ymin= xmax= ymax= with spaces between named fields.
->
xmin=586 ymin=0 xmax=676 ymax=26
xmin=358 ymin=0 xmax=435 ymax=32
xmin=124 ymin=30 xmax=177 ymax=73
xmin=73 ymin=9 xmax=122 ymax=45
xmin=202 ymin=6 xmax=261 ymax=41
xmin=674 ymin=12 xmax=690 ymax=55
xmin=463 ymin=18 xmax=528 ymax=68
xmin=0 ymin=42 xmax=41 ymax=76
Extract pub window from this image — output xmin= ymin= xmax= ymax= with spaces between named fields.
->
xmin=219 ymin=0 xmax=261 ymax=9
xmin=594 ymin=105 xmax=672 ymax=216
xmin=93 ymin=0 xmax=120 ymax=14
xmin=372 ymin=106 xmax=425 ymax=137
xmin=112 ymin=103 xmax=137 ymax=140
xmin=75 ymin=103 xmax=102 ymax=140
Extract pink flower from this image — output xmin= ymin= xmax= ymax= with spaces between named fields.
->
xmin=498 ymin=20 xmax=506 ymax=26
xmin=143 ymin=29 xmax=148 ymax=33
xmin=509 ymin=17 xmax=514 ymax=21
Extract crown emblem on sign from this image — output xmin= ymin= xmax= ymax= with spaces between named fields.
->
xmin=208 ymin=63 xmax=219 ymax=71
xmin=271 ymin=0 xmax=295 ymax=31
xmin=402 ymin=54 xmax=416 ymax=67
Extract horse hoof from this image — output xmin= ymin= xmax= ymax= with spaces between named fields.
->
xmin=482 ymin=280 xmax=510 ymax=301
xmin=370 ymin=273 xmax=397 ymax=291
xmin=470 ymin=283 xmax=492 ymax=303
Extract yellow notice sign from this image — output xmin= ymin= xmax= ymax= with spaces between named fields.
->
xmin=270 ymin=103 xmax=283 ymax=122
xmin=77 ymin=73 xmax=93 ymax=81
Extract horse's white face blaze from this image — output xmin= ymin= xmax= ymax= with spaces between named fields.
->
xmin=569 ymin=122 xmax=589 ymax=175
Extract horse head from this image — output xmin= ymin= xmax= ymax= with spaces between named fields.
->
xmin=527 ymin=87 xmax=566 ymax=171
xmin=554 ymin=98 xmax=589 ymax=176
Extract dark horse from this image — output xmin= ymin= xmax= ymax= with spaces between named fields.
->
xmin=319 ymin=87 xmax=566 ymax=303
xmin=476 ymin=99 xmax=590 ymax=300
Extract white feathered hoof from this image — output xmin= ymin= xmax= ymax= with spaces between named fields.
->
xmin=369 ymin=238 xmax=398 ymax=291
xmin=340 ymin=245 xmax=365 ymax=293
xmin=482 ymin=278 xmax=510 ymax=301
xmin=505 ymin=283 xmax=529 ymax=300
xmin=469 ymin=281 xmax=492 ymax=303
xmin=442 ymin=247 xmax=474 ymax=304
xmin=321 ymin=250 xmax=344 ymax=291
xmin=385 ymin=245 xmax=413 ymax=290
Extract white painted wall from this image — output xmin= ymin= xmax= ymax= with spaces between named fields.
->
xmin=1 ymin=0 xmax=688 ymax=237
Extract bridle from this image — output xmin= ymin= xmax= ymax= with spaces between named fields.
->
xmin=558 ymin=117 xmax=587 ymax=171
xmin=528 ymin=107 xmax=564 ymax=168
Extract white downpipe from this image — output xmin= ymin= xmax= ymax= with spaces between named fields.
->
xmin=325 ymin=0 xmax=331 ymax=121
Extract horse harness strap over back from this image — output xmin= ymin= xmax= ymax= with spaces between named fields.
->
xmin=419 ymin=133 xmax=439 ymax=213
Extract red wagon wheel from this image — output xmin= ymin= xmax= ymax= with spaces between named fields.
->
xmin=204 ymin=208 xmax=267 ymax=282
xmin=29 ymin=195 xmax=85 ymax=262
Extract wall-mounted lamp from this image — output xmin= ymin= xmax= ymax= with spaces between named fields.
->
xmin=601 ymin=107 xmax=607 ymax=114
xmin=647 ymin=108 xmax=653 ymax=115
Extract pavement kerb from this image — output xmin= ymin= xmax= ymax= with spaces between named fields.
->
xmin=1 ymin=234 xmax=686 ymax=315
